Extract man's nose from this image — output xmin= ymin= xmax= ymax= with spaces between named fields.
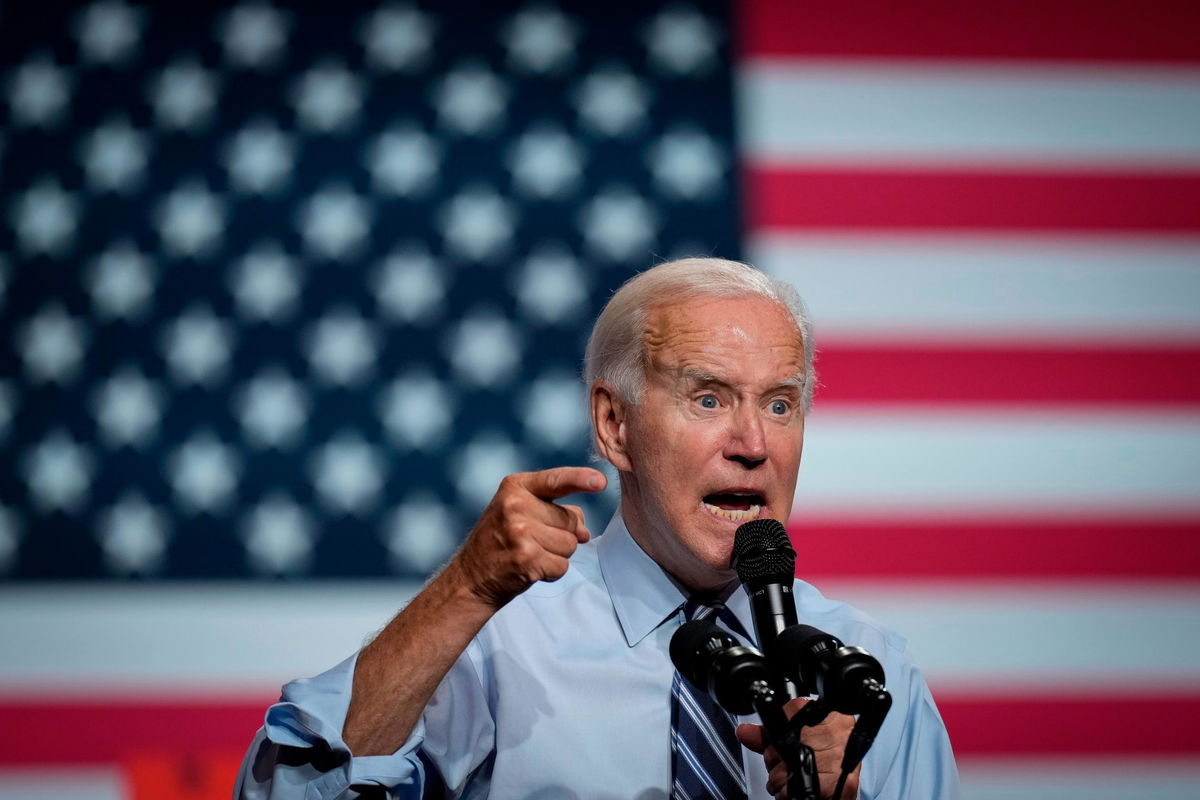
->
xmin=725 ymin=404 xmax=767 ymax=467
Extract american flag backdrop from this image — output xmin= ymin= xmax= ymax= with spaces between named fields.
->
xmin=1 ymin=1 xmax=1198 ymax=798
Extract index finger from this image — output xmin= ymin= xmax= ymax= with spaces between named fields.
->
xmin=520 ymin=467 xmax=607 ymax=500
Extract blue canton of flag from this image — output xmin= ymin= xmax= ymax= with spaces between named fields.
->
xmin=0 ymin=0 xmax=742 ymax=580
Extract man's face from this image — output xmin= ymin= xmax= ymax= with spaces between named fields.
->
xmin=606 ymin=293 xmax=807 ymax=590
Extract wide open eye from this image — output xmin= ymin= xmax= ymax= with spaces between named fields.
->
xmin=769 ymin=399 xmax=789 ymax=415
xmin=698 ymin=395 xmax=718 ymax=409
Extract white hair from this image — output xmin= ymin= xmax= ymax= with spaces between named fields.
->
xmin=583 ymin=257 xmax=816 ymax=412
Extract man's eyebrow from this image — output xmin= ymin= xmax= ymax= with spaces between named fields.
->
xmin=678 ymin=368 xmax=726 ymax=386
xmin=677 ymin=368 xmax=807 ymax=392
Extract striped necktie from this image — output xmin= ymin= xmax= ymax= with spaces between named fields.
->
xmin=670 ymin=598 xmax=749 ymax=800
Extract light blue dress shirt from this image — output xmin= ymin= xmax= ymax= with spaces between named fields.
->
xmin=236 ymin=514 xmax=960 ymax=799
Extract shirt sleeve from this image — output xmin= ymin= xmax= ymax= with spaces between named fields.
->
xmin=234 ymin=645 xmax=497 ymax=800
xmin=862 ymin=646 xmax=962 ymax=800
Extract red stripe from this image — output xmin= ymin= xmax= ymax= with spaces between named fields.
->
xmin=3 ymin=693 xmax=1198 ymax=762
xmin=937 ymin=693 xmax=1200 ymax=755
xmin=747 ymin=166 xmax=1200 ymax=231
xmin=738 ymin=0 xmax=1200 ymax=62
xmin=0 ymin=699 xmax=270 ymax=765
xmin=814 ymin=344 xmax=1200 ymax=405
xmin=786 ymin=518 xmax=1200 ymax=579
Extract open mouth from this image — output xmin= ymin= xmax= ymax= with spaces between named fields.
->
xmin=702 ymin=492 xmax=765 ymax=522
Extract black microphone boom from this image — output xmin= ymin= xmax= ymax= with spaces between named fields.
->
xmin=732 ymin=519 xmax=800 ymax=697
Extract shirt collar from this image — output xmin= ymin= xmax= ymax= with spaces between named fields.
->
xmin=596 ymin=512 xmax=755 ymax=648
xmin=597 ymin=512 xmax=688 ymax=647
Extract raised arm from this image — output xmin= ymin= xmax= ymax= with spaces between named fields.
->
xmin=341 ymin=466 xmax=607 ymax=755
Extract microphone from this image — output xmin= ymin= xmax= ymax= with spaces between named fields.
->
xmin=732 ymin=519 xmax=799 ymax=697
xmin=773 ymin=624 xmax=888 ymax=715
xmin=774 ymin=624 xmax=893 ymax=777
xmin=669 ymin=617 xmax=777 ymax=715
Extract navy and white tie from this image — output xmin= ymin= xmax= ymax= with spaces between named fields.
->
xmin=670 ymin=598 xmax=749 ymax=800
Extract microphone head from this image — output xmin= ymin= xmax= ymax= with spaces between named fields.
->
xmin=732 ymin=518 xmax=795 ymax=585
xmin=669 ymin=618 xmax=738 ymax=687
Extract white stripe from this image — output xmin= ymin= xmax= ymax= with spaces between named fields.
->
xmin=740 ymin=61 xmax=1200 ymax=166
xmin=3 ymin=582 xmax=1197 ymax=691
xmin=795 ymin=409 xmax=1200 ymax=515
xmin=752 ymin=233 xmax=1200 ymax=342
xmin=672 ymin=729 xmax=728 ymax=799
xmin=819 ymin=581 xmax=1200 ymax=691
xmin=0 ymin=582 xmax=420 ymax=693
xmin=959 ymin=757 xmax=1200 ymax=800
xmin=0 ymin=767 xmax=124 ymax=800
xmin=675 ymin=678 xmax=745 ymax=783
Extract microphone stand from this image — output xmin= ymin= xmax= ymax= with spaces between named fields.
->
xmin=744 ymin=678 xmax=820 ymax=800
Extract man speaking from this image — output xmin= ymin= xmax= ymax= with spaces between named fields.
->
xmin=236 ymin=258 xmax=960 ymax=799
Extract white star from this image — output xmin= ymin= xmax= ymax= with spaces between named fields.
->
xmin=91 ymin=368 xmax=162 ymax=447
xmin=644 ymin=6 xmax=719 ymax=76
xmin=452 ymin=431 xmax=524 ymax=510
xmin=0 ymin=382 xmax=14 ymax=440
xmin=439 ymin=186 xmax=516 ymax=262
xmin=432 ymin=64 xmax=508 ymax=136
xmin=507 ymin=125 xmax=583 ymax=198
xmin=223 ymin=120 xmax=294 ymax=194
xmin=361 ymin=5 xmax=435 ymax=71
xmin=310 ymin=433 xmax=385 ymax=515
xmin=378 ymin=371 xmax=455 ymax=450
xmin=235 ymin=368 xmax=308 ymax=449
xmin=98 ymin=494 xmax=168 ymax=574
xmin=242 ymin=495 xmax=313 ymax=574
xmin=79 ymin=118 xmax=149 ymax=193
xmin=157 ymin=182 xmax=225 ymax=258
xmin=511 ymin=246 xmax=588 ymax=325
xmin=161 ymin=307 xmax=233 ymax=386
xmin=219 ymin=2 xmax=290 ymax=69
xmin=89 ymin=241 xmax=154 ymax=320
xmin=502 ymin=6 xmax=578 ymax=74
xmin=372 ymin=247 xmax=445 ymax=323
xmin=7 ymin=54 xmax=72 ymax=128
xmin=445 ymin=309 xmax=522 ymax=387
xmin=305 ymin=309 xmax=378 ymax=386
xmin=579 ymin=187 xmax=658 ymax=261
xmin=366 ymin=126 xmax=439 ymax=196
xmin=23 ymin=431 xmax=94 ymax=513
xmin=648 ymin=128 xmax=725 ymax=199
xmin=0 ymin=507 xmax=20 ymax=573
xmin=575 ymin=66 xmax=650 ymax=137
xmin=10 ymin=179 xmax=79 ymax=256
xmin=149 ymin=59 xmax=217 ymax=131
xmin=75 ymin=1 xmax=143 ymax=65
xmin=229 ymin=242 xmax=300 ymax=322
xmin=383 ymin=492 xmax=459 ymax=573
xmin=17 ymin=306 xmax=86 ymax=384
xmin=170 ymin=433 xmax=240 ymax=514
xmin=521 ymin=371 xmax=587 ymax=450
xmin=298 ymin=185 xmax=371 ymax=260
xmin=292 ymin=62 xmax=362 ymax=133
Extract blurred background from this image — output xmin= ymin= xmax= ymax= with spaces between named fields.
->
xmin=1 ymin=0 xmax=1198 ymax=797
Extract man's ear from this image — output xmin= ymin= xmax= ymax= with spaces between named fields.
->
xmin=590 ymin=381 xmax=632 ymax=472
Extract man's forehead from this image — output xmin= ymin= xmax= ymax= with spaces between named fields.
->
xmin=643 ymin=295 xmax=805 ymax=357
xmin=642 ymin=295 xmax=806 ymax=382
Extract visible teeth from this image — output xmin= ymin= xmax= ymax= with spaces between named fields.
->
xmin=703 ymin=502 xmax=761 ymax=521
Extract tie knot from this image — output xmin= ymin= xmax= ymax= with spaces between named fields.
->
xmin=680 ymin=596 xmax=751 ymax=640
xmin=682 ymin=596 xmax=724 ymax=622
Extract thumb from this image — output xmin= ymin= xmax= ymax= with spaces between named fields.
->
xmin=735 ymin=722 xmax=767 ymax=754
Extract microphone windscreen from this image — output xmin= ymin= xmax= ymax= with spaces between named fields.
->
xmin=669 ymin=618 xmax=737 ymax=686
xmin=732 ymin=519 xmax=795 ymax=584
